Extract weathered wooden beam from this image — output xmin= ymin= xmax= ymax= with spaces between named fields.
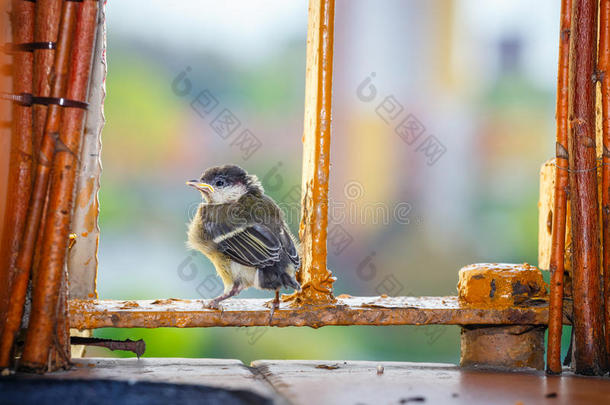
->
xmin=293 ymin=0 xmax=336 ymax=304
xmin=67 ymin=295 xmax=571 ymax=330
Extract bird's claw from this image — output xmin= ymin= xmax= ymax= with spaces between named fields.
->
xmin=267 ymin=298 xmax=280 ymax=324
xmin=203 ymin=300 xmax=222 ymax=310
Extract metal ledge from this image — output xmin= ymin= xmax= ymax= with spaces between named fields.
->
xmin=68 ymin=296 xmax=571 ymax=329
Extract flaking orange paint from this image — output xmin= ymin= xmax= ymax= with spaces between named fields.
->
xmin=67 ymin=296 xmax=565 ymax=330
xmin=288 ymin=0 xmax=336 ymax=306
xmin=458 ymin=263 xmax=548 ymax=309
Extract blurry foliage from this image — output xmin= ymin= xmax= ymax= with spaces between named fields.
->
xmin=95 ymin=326 xmax=460 ymax=365
xmin=102 ymin=49 xmax=185 ymax=176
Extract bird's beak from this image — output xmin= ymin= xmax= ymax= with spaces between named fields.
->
xmin=186 ymin=180 xmax=214 ymax=194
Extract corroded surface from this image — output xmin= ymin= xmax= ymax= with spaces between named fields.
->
xmin=252 ymin=360 xmax=610 ymax=405
xmin=458 ymin=263 xmax=547 ymax=308
xmin=460 ymin=325 xmax=545 ymax=370
xmin=21 ymin=0 xmax=100 ymax=371
xmin=68 ymin=296 xmax=570 ymax=330
xmin=458 ymin=263 xmax=550 ymax=371
xmin=568 ymin=0 xmax=607 ymax=375
xmin=294 ymin=0 xmax=336 ymax=304
xmin=0 ymin=0 xmax=34 ymax=341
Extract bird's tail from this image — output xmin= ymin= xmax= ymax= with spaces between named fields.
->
xmin=281 ymin=273 xmax=301 ymax=292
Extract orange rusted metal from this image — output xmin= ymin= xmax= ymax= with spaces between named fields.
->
xmin=568 ymin=0 xmax=607 ymax=375
xmin=31 ymin=0 xmax=62 ymax=171
xmin=67 ymin=295 xmax=570 ymax=330
xmin=600 ymin=0 xmax=610 ymax=370
xmin=547 ymin=0 xmax=572 ymax=375
xmin=458 ymin=263 xmax=549 ymax=370
xmin=21 ymin=0 xmax=99 ymax=371
xmin=458 ymin=263 xmax=547 ymax=308
xmin=461 ymin=325 xmax=546 ymax=370
xmin=0 ymin=0 xmax=79 ymax=368
xmin=67 ymin=264 xmax=568 ymax=330
xmin=0 ymin=0 xmax=80 ymax=369
xmin=0 ymin=0 xmax=34 ymax=342
xmin=292 ymin=0 xmax=336 ymax=305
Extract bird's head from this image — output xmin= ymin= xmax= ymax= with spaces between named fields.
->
xmin=187 ymin=164 xmax=263 ymax=204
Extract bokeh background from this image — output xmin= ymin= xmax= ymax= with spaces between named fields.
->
xmin=90 ymin=0 xmax=569 ymax=363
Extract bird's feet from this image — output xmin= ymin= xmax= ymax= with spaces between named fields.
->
xmin=203 ymin=283 xmax=242 ymax=311
xmin=265 ymin=291 xmax=281 ymax=324
xmin=203 ymin=299 xmax=223 ymax=310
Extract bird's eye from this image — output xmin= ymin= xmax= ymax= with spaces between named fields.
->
xmin=215 ymin=179 xmax=225 ymax=187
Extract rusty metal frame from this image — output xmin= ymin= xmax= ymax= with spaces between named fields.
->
xmin=65 ymin=0 xmax=562 ymax=337
xmin=68 ymin=297 xmax=571 ymax=330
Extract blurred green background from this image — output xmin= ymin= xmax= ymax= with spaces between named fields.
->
xmin=91 ymin=0 xmax=571 ymax=365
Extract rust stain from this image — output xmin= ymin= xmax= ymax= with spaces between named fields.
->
xmin=83 ymin=196 xmax=98 ymax=233
xmin=457 ymin=263 xmax=547 ymax=309
xmin=287 ymin=0 xmax=336 ymax=306
xmin=76 ymin=176 xmax=95 ymax=209
xmin=118 ymin=300 xmax=140 ymax=309
xmin=151 ymin=298 xmax=183 ymax=305
xmin=460 ymin=325 xmax=545 ymax=370
xmin=315 ymin=363 xmax=340 ymax=370
xmin=67 ymin=296 xmax=570 ymax=330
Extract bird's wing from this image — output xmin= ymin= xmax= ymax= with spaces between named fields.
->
xmin=279 ymin=226 xmax=300 ymax=267
xmin=209 ymin=222 xmax=281 ymax=268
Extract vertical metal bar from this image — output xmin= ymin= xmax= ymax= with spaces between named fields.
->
xmin=21 ymin=0 xmax=98 ymax=372
xmin=600 ymin=0 xmax=610 ymax=368
xmin=547 ymin=0 xmax=572 ymax=375
xmin=0 ymin=0 xmax=35 ymax=318
xmin=294 ymin=0 xmax=336 ymax=304
xmin=0 ymin=0 xmax=34 ymax=368
xmin=0 ymin=0 xmax=79 ymax=370
xmin=568 ymin=0 xmax=607 ymax=376
xmin=31 ymin=0 xmax=62 ymax=175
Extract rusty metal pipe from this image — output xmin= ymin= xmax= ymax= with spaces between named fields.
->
xmin=568 ymin=0 xmax=607 ymax=376
xmin=31 ymin=0 xmax=62 ymax=173
xmin=600 ymin=0 xmax=610 ymax=371
xmin=0 ymin=0 xmax=34 ymax=348
xmin=547 ymin=0 xmax=572 ymax=375
xmin=21 ymin=0 xmax=98 ymax=372
xmin=0 ymin=0 xmax=79 ymax=370
xmin=291 ymin=0 xmax=336 ymax=305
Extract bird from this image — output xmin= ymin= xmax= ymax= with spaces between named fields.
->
xmin=186 ymin=164 xmax=301 ymax=320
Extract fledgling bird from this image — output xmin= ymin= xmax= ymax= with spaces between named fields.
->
xmin=186 ymin=165 xmax=301 ymax=318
